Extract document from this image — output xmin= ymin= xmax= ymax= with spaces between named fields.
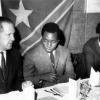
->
xmin=89 ymin=67 xmax=100 ymax=86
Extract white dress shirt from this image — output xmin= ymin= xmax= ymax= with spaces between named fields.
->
xmin=48 ymin=50 xmax=55 ymax=58
xmin=98 ymin=38 xmax=100 ymax=47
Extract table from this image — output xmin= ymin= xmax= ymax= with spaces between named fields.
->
xmin=0 ymin=79 xmax=100 ymax=100
xmin=36 ymin=82 xmax=69 ymax=100
xmin=36 ymin=79 xmax=100 ymax=100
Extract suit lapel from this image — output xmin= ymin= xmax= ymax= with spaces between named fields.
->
xmin=5 ymin=50 xmax=12 ymax=81
xmin=0 ymin=68 xmax=5 ymax=82
xmin=0 ymin=51 xmax=9 ymax=83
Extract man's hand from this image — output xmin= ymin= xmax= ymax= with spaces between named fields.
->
xmin=22 ymin=81 xmax=33 ymax=90
xmin=41 ymin=73 xmax=57 ymax=83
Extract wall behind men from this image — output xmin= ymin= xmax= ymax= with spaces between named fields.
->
xmin=0 ymin=0 xmax=100 ymax=54
xmin=68 ymin=0 xmax=85 ymax=53
xmin=68 ymin=0 xmax=100 ymax=54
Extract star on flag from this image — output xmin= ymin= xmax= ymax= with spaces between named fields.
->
xmin=10 ymin=0 xmax=33 ymax=27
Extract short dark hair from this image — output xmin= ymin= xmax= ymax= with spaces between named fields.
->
xmin=0 ymin=17 xmax=14 ymax=32
xmin=41 ymin=22 xmax=60 ymax=40
xmin=96 ymin=22 xmax=100 ymax=35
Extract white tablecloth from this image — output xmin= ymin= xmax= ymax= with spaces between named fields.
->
xmin=36 ymin=79 xmax=100 ymax=100
xmin=0 ymin=80 xmax=100 ymax=100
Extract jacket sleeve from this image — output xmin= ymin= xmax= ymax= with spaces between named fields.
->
xmin=57 ymin=49 xmax=76 ymax=83
xmin=64 ymin=49 xmax=76 ymax=80
xmin=66 ymin=49 xmax=76 ymax=79
xmin=23 ymin=53 xmax=44 ymax=87
xmin=12 ymin=50 xmax=24 ymax=91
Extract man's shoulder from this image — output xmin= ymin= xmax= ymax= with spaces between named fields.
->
xmin=57 ymin=45 xmax=71 ymax=60
xmin=84 ymin=37 xmax=98 ymax=48
xmin=57 ymin=45 xmax=70 ymax=54
xmin=85 ymin=37 xmax=97 ymax=44
xmin=58 ymin=45 xmax=69 ymax=50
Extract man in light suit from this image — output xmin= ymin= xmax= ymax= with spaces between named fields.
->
xmin=23 ymin=22 xmax=76 ymax=88
xmin=0 ymin=17 xmax=24 ymax=93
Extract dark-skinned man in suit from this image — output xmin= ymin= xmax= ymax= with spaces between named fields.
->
xmin=23 ymin=22 xmax=76 ymax=88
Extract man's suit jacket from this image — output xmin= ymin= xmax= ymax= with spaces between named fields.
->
xmin=0 ymin=48 xmax=24 ymax=94
xmin=83 ymin=37 xmax=100 ymax=78
xmin=23 ymin=41 xmax=75 ymax=88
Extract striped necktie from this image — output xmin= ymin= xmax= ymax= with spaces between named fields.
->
xmin=50 ymin=52 xmax=57 ymax=75
xmin=50 ymin=52 xmax=55 ymax=67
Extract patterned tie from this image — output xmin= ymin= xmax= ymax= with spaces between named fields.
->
xmin=50 ymin=52 xmax=58 ymax=80
xmin=1 ymin=52 xmax=6 ymax=80
xmin=50 ymin=52 xmax=57 ymax=74
xmin=50 ymin=52 xmax=55 ymax=67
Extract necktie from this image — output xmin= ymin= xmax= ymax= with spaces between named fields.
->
xmin=50 ymin=52 xmax=57 ymax=79
xmin=1 ymin=52 xmax=6 ymax=79
xmin=50 ymin=52 xmax=55 ymax=67
xmin=50 ymin=52 xmax=57 ymax=74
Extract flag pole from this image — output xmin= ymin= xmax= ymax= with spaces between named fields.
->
xmin=84 ymin=0 xmax=87 ymax=43
xmin=0 ymin=0 xmax=2 ymax=16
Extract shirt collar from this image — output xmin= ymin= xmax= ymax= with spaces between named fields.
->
xmin=98 ymin=38 xmax=100 ymax=46
xmin=0 ymin=51 xmax=6 ymax=61
xmin=48 ymin=50 xmax=55 ymax=56
xmin=0 ymin=51 xmax=6 ymax=54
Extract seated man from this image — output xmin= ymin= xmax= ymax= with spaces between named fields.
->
xmin=83 ymin=22 xmax=100 ymax=78
xmin=23 ymin=22 xmax=76 ymax=88
xmin=0 ymin=17 xmax=24 ymax=93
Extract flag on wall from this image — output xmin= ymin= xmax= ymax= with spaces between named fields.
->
xmin=1 ymin=0 xmax=76 ymax=55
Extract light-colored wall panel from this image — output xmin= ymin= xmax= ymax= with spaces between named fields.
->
xmin=86 ymin=0 xmax=100 ymax=13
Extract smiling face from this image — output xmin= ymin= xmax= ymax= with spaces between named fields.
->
xmin=42 ymin=31 xmax=59 ymax=53
xmin=0 ymin=22 xmax=15 ymax=51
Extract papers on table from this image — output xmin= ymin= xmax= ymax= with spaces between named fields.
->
xmin=89 ymin=67 xmax=100 ymax=86
xmin=36 ymin=83 xmax=68 ymax=100
xmin=68 ymin=79 xmax=77 ymax=100
xmin=36 ymin=79 xmax=78 ymax=100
